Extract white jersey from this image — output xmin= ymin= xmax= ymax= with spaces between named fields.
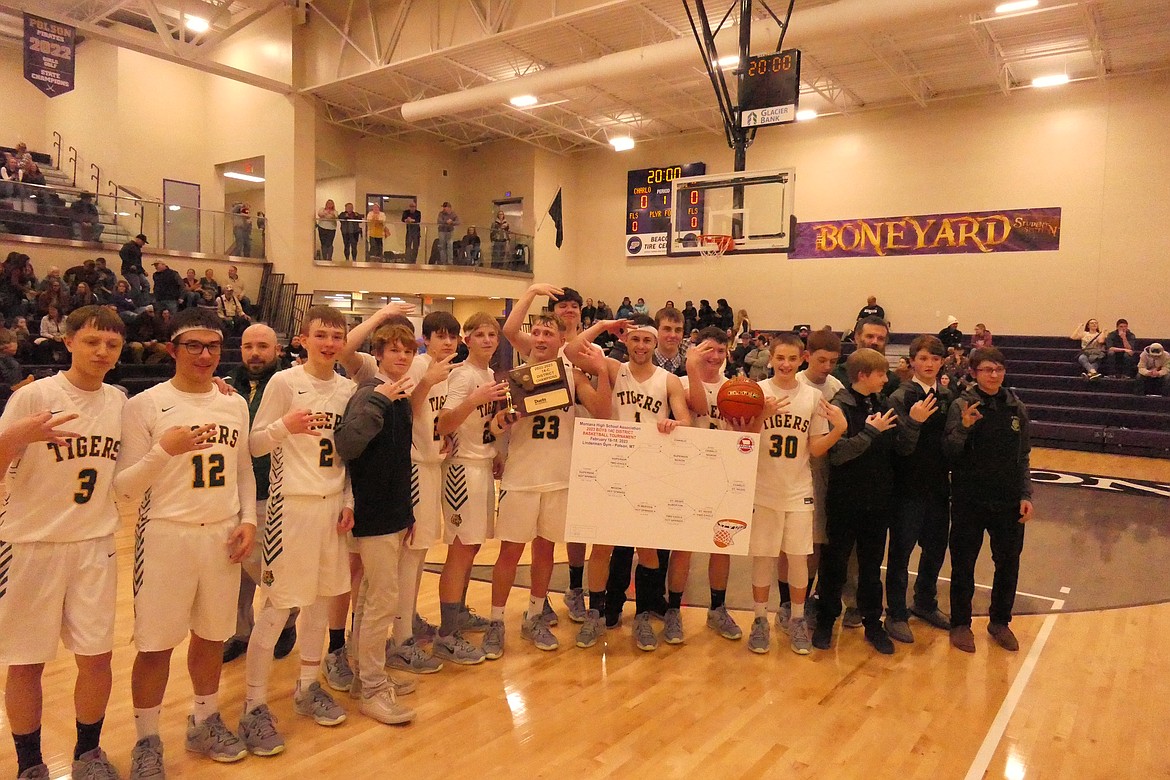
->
xmin=0 ymin=374 xmax=125 ymax=543
xmin=501 ymin=358 xmax=576 ymax=491
xmin=798 ymin=370 xmax=845 ymax=402
xmin=755 ymin=380 xmax=827 ymax=511
xmin=681 ymin=375 xmax=723 ymax=430
xmin=443 ymin=362 xmax=498 ymax=461
xmin=251 ymin=365 xmax=355 ymax=497
xmin=407 ymin=353 xmax=448 ymax=464
xmin=120 ymin=381 xmax=254 ymax=525
xmin=613 ymin=362 xmax=671 ymax=423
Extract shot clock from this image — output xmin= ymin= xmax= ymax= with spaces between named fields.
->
xmin=625 ymin=162 xmax=706 ymax=257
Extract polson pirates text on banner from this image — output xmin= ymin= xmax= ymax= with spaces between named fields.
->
xmin=23 ymin=13 xmax=75 ymax=97
xmin=789 ymin=207 xmax=1061 ymax=260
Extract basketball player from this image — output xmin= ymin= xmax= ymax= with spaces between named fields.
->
xmin=0 ymin=306 xmax=125 ymax=779
xmin=746 ymin=333 xmax=844 ymax=655
xmin=114 ymin=308 xmax=256 ymax=775
xmin=502 ymin=282 xmax=590 ymax=623
xmin=564 ymin=315 xmax=692 ymax=651
xmin=482 ymin=312 xmax=611 ymax=658
xmin=433 ymin=312 xmax=510 ymax=665
xmin=241 ymin=306 xmax=357 ymax=755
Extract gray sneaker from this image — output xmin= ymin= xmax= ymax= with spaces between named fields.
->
xmin=129 ymin=735 xmax=164 ymax=779
xmin=563 ymin=587 xmax=587 ymax=623
xmin=358 ymin=685 xmax=416 ymax=725
xmin=389 ymin=674 xmax=417 ymax=696
xmin=185 ymin=713 xmax=246 ymax=763
xmin=633 ymin=612 xmax=658 ymax=651
xmin=433 ymin=632 xmax=486 ymax=665
xmin=458 ymin=607 xmax=492 ymax=633
xmin=71 ymin=749 xmax=119 ymax=780
xmin=413 ymin=613 xmax=439 ymax=642
xmin=842 ymin=606 xmax=863 ymax=628
xmin=789 ymin=616 xmax=812 ymax=655
xmin=748 ymin=616 xmax=771 ymax=654
xmin=775 ymin=601 xmax=792 ymax=634
xmin=19 ymin=764 xmax=49 ymax=779
xmin=706 ymin=604 xmax=743 ymax=640
xmin=662 ymin=608 xmax=685 ymax=645
xmin=388 ymin=637 xmax=444 ymax=674
xmin=521 ymin=615 xmax=559 ymax=651
xmin=238 ymin=704 xmax=285 ymax=757
xmin=575 ymin=609 xmax=606 ymax=648
xmin=541 ymin=596 xmax=560 ymax=627
xmin=886 ymin=619 xmax=915 ymax=644
xmin=294 ymin=681 xmax=347 ymax=726
xmin=482 ymin=619 xmax=506 ymax=660
xmin=322 ymin=646 xmax=354 ymax=692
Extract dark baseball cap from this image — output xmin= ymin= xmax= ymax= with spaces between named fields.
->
xmin=549 ymin=287 xmax=583 ymax=308
xmin=135 ymin=233 xmax=149 ymax=243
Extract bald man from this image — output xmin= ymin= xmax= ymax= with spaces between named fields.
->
xmin=223 ymin=324 xmax=299 ymax=663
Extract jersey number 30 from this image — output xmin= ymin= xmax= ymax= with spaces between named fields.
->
xmin=768 ymin=434 xmax=799 ymax=459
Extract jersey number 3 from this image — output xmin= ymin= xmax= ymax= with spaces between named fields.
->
xmin=74 ymin=468 xmax=98 ymax=504
xmin=192 ymin=453 xmax=226 ymax=488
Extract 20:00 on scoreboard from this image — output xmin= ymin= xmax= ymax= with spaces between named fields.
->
xmin=626 ymin=162 xmax=705 ymax=257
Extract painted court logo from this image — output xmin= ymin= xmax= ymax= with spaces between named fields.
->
xmin=712 ymin=518 xmax=747 ymax=548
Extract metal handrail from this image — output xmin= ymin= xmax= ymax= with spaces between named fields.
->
xmin=89 ymin=163 xmax=100 ymax=190
xmin=66 ymin=146 xmax=77 ymax=187
xmin=51 ymin=131 xmax=61 ymax=169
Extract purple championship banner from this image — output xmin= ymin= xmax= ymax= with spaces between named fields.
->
xmin=789 ymin=207 xmax=1061 ymax=260
xmin=24 ymin=13 xmax=75 ymax=98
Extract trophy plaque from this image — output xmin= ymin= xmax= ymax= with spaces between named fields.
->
xmin=502 ymin=358 xmax=572 ymax=416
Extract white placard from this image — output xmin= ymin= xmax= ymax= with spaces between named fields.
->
xmin=565 ymin=419 xmax=760 ymax=554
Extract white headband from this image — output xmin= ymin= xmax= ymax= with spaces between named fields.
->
xmin=171 ymin=324 xmax=223 ymax=341
xmin=629 ymin=325 xmax=658 ymax=339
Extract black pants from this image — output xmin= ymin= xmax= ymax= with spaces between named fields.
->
xmin=368 ymin=237 xmax=383 ymax=260
xmin=405 ymin=229 xmax=420 ymax=263
xmin=885 ymin=493 xmax=950 ymax=621
xmin=317 ymin=227 xmax=336 ymax=261
xmin=1105 ymin=351 xmax=1138 ymax=376
xmin=342 ymin=233 xmax=360 ymax=261
xmin=817 ymin=499 xmax=891 ymax=628
xmin=605 ymin=547 xmax=669 ymax=617
xmin=948 ymin=501 xmax=1025 ymax=628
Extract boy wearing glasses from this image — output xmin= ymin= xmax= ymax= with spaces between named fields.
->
xmin=943 ymin=347 xmax=1033 ymax=654
xmin=115 ymin=308 xmax=257 ymax=775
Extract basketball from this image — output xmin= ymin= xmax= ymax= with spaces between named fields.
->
xmin=717 ymin=378 xmax=765 ymax=420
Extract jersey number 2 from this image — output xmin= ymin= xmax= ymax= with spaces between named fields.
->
xmin=192 ymin=454 xmax=226 ymax=488
xmin=319 ymin=439 xmax=335 ymax=467
xmin=74 ymin=468 xmax=97 ymax=504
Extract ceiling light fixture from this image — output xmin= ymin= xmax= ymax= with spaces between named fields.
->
xmin=995 ymin=0 xmax=1039 ymax=13
xmin=223 ymin=171 xmax=265 ymax=183
xmin=714 ymin=55 xmax=739 ymax=69
xmin=509 ymin=95 xmax=539 ymax=108
xmin=1032 ymin=73 xmax=1069 ymax=88
xmin=796 ymin=109 xmax=818 ymax=121
xmin=184 ymin=15 xmax=210 ymax=32
xmin=609 ymin=136 xmax=635 ymax=151
xmin=445 ymin=296 xmax=456 ymax=300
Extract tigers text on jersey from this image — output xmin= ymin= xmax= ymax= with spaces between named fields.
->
xmin=501 ymin=358 xmax=576 ymax=491
xmin=613 ymin=363 xmax=671 ymax=423
xmin=755 ymin=380 xmax=828 ymax=510
xmin=251 ymin=365 xmax=355 ymax=497
xmin=120 ymin=381 xmax=254 ymax=525
xmin=680 ymin=375 xmax=723 ymax=429
xmin=407 ymin=353 xmax=448 ymax=464
xmin=442 ymin=362 xmax=498 ymax=461
xmin=0 ymin=373 xmax=125 ymax=543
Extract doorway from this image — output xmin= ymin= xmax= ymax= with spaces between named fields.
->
xmin=162 ymin=179 xmax=200 ymax=253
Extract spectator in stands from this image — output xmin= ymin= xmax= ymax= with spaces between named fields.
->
xmin=36 ymin=279 xmax=69 ymax=317
xmin=12 ymin=143 xmax=31 ymax=168
xmin=856 ymin=295 xmax=885 ymax=323
xmin=124 ymin=305 xmax=168 ymax=364
xmin=316 ymin=199 xmax=338 ymax=261
xmin=64 ymin=260 xmax=98 ymax=292
xmin=36 ymin=266 xmax=61 ymax=293
xmin=1105 ymin=318 xmax=1140 ymax=378
xmin=688 ymin=328 xmax=701 ymax=347
xmin=595 ymin=300 xmax=613 ymax=320
xmin=199 ymin=268 xmax=220 ymax=297
xmin=10 ymin=316 xmax=33 ymax=363
xmin=616 ymin=297 xmax=634 ymax=318
xmin=1136 ymin=343 xmax=1169 ymax=396
xmin=729 ymin=332 xmax=753 ymax=377
xmin=151 ymin=260 xmax=183 ymax=315
xmin=582 ymin=297 xmax=596 ymax=324
xmin=696 ymin=299 xmax=716 ymax=329
xmin=971 ymin=323 xmax=993 ymax=349
xmin=402 ymin=200 xmax=423 ymax=263
xmin=943 ymin=344 xmax=972 ymax=391
xmin=0 ymin=328 xmax=32 ymax=401
xmin=34 ymin=305 xmax=67 ymax=362
xmin=0 ymin=255 xmax=33 ymax=319
xmin=365 ymin=201 xmax=387 ymax=260
xmin=70 ymin=282 xmax=99 ymax=311
xmin=895 ymin=356 xmax=913 ymax=384
xmin=734 ymin=308 xmax=752 ymax=339
xmin=715 ymin=298 xmax=734 ymax=330
xmin=119 ymin=233 xmax=149 ymax=299
xmin=0 ymin=154 xmax=25 ymax=202
xmin=109 ymin=280 xmax=139 ymax=324
xmin=938 ymin=316 xmax=964 ymax=351
xmin=436 ymin=201 xmax=459 ymax=263
xmin=158 ymin=306 xmax=173 ymax=332
xmin=490 ymin=210 xmax=509 ymax=267
xmin=283 ymin=334 xmax=307 ymax=367
xmin=461 ymin=226 xmax=481 ymax=265
xmin=339 ymin=202 xmax=362 ymax=261
xmin=633 ymin=297 xmax=649 ymax=316
xmin=196 ymin=286 xmax=218 ymax=313
xmin=226 ymin=265 xmax=253 ymax=315
xmin=231 ymin=202 xmax=252 ymax=256
xmin=182 ymin=268 xmax=202 ymax=309
xmin=93 ymin=257 xmax=116 ymax=301
xmin=69 ymin=192 xmax=103 ymax=241
xmin=1072 ymin=318 xmax=1105 ymax=379
xmin=682 ymin=300 xmax=697 ymax=332
xmin=216 ymin=286 xmax=250 ymax=336
xmin=745 ymin=334 xmax=772 ymax=381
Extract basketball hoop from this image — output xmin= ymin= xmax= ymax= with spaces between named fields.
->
xmin=712 ymin=518 xmax=747 ymax=548
xmin=698 ymin=234 xmax=736 ymax=258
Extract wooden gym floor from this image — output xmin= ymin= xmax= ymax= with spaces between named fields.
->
xmin=2 ymin=449 xmax=1168 ymax=779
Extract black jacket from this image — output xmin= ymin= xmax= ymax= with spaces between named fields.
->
xmin=826 ymin=385 xmax=898 ymax=510
xmin=227 ymin=363 xmax=278 ymax=500
xmin=888 ymin=380 xmax=954 ymax=499
xmin=119 ymin=240 xmax=143 ymax=275
xmin=943 ymin=385 xmax=1032 ymax=508
xmin=335 ymin=378 xmax=414 ymax=537
xmin=938 ymin=326 xmax=964 ymax=350
xmin=152 ymin=268 xmax=183 ymax=302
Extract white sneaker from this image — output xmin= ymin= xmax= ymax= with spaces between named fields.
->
xmin=358 ymin=686 xmax=416 ymax=725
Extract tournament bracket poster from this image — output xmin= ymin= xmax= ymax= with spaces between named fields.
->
xmin=625 ymin=162 xmax=705 ymax=257
xmin=24 ymin=14 xmax=75 ymax=98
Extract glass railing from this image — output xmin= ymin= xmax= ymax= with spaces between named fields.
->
xmin=0 ymin=180 xmax=266 ymax=259
xmin=312 ymin=218 xmax=532 ymax=273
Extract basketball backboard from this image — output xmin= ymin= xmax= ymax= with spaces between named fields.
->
xmin=666 ymin=167 xmax=796 ymax=257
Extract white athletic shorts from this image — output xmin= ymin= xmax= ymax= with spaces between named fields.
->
xmin=749 ymin=505 xmax=815 ymax=557
xmin=134 ymin=518 xmax=240 ymax=651
xmin=260 ymin=492 xmax=350 ymax=610
xmin=0 ymin=536 xmax=117 ymax=664
xmin=496 ymin=489 xmax=568 ymax=544
xmin=410 ymin=461 xmax=444 ymax=551
xmin=811 ymin=457 xmax=829 ymax=545
xmin=442 ymin=459 xmax=495 ymax=545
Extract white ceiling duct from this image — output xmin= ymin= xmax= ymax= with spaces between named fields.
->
xmin=399 ymin=0 xmax=993 ymax=124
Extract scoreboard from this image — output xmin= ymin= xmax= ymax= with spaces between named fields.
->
xmin=739 ymin=49 xmax=801 ymax=127
xmin=626 ymin=162 xmax=705 ymax=257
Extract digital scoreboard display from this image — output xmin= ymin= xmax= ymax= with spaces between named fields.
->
xmin=626 ymin=162 xmax=705 ymax=257
xmin=739 ymin=48 xmax=801 ymax=128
